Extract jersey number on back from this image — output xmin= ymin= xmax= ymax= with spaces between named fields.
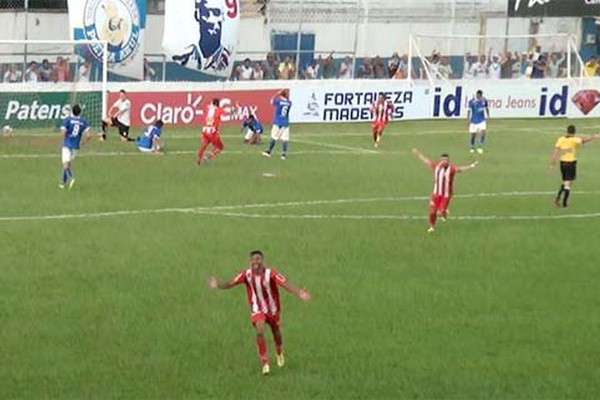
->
xmin=70 ymin=123 xmax=80 ymax=137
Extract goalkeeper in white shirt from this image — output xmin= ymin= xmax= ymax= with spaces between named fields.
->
xmin=101 ymin=89 xmax=133 ymax=141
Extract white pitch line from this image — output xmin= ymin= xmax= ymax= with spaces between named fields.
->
xmin=293 ymin=138 xmax=377 ymax=154
xmin=1 ymin=190 xmax=599 ymax=222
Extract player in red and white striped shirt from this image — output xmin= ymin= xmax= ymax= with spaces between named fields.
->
xmin=209 ymin=250 xmax=311 ymax=375
xmin=412 ymin=148 xmax=478 ymax=233
xmin=197 ymin=98 xmax=225 ymax=165
xmin=370 ymin=93 xmax=394 ymax=148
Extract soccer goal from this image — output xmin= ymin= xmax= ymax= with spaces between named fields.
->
xmin=0 ymin=39 xmax=108 ymax=133
xmin=408 ymin=33 xmax=584 ymax=84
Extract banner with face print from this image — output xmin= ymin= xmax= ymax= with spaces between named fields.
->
xmin=162 ymin=0 xmax=240 ymax=78
xmin=68 ymin=0 xmax=146 ymax=80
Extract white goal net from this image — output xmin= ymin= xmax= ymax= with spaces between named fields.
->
xmin=409 ymin=34 xmax=584 ymax=84
xmin=0 ymin=39 xmax=107 ymax=133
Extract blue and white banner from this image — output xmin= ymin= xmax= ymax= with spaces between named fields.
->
xmin=162 ymin=0 xmax=240 ymax=78
xmin=68 ymin=0 xmax=146 ymax=80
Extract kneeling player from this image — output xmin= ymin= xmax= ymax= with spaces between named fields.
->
xmin=241 ymin=114 xmax=263 ymax=144
xmin=102 ymin=89 xmax=133 ymax=142
xmin=370 ymin=93 xmax=393 ymax=148
xmin=136 ymin=120 xmax=164 ymax=154
xmin=412 ymin=148 xmax=478 ymax=233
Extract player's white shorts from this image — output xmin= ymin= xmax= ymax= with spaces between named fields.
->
xmin=271 ymin=125 xmax=290 ymax=141
xmin=61 ymin=147 xmax=77 ymax=163
xmin=243 ymin=129 xmax=261 ymax=141
xmin=469 ymin=121 xmax=487 ymax=133
xmin=137 ymin=146 xmax=153 ymax=153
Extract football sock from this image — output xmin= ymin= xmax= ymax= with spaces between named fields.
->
xmin=273 ymin=330 xmax=283 ymax=355
xmin=66 ymin=168 xmax=72 ymax=181
xmin=268 ymin=138 xmax=276 ymax=153
xmin=556 ymin=184 xmax=564 ymax=200
xmin=61 ymin=169 xmax=68 ymax=184
xmin=281 ymin=141 xmax=288 ymax=155
xmin=470 ymin=134 xmax=476 ymax=148
xmin=428 ymin=212 xmax=437 ymax=227
xmin=563 ymin=187 xmax=571 ymax=207
xmin=256 ymin=334 xmax=268 ymax=364
xmin=480 ymin=133 xmax=486 ymax=146
xmin=101 ymin=121 xmax=107 ymax=133
xmin=373 ymin=131 xmax=378 ymax=142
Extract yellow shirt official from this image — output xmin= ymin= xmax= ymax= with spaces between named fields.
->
xmin=555 ymin=136 xmax=583 ymax=162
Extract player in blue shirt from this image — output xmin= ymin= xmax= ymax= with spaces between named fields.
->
xmin=59 ymin=104 xmax=92 ymax=189
xmin=241 ymin=114 xmax=263 ymax=145
xmin=136 ymin=120 xmax=164 ymax=153
xmin=262 ymin=90 xmax=292 ymax=160
xmin=467 ymin=90 xmax=490 ymax=154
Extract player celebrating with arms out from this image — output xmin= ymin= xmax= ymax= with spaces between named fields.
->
xmin=209 ymin=250 xmax=310 ymax=376
xmin=101 ymin=89 xmax=133 ymax=142
xmin=412 ymin=148 xmax=478 ymax=233
xmin=549 ymin=125 xmax=599 ymax=208
xmin=197 ymin=98 xmax=224 ymax=165
xmin=262 ymin=89 xmax=292 ymax=160
xmin=467 ymin=90 xmax=489 ymax=154
xmin=370 ymin=92 xmax=393 ymax=148
xmin=59 ymin=104 xmax=94 ymax=189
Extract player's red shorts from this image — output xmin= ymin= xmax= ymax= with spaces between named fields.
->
xmin=430 ymin=194 xmax=452 ymax=212
xmin=251 ymin=312 xmax=280 ymax=328
xmin=201 ymin=128 xmax=223 ymax=149
xmin=372 ymin=121 xmax=387 ymax=132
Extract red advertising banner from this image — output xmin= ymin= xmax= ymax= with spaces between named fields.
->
xmin=108 ymin=89 xmax=280 ymax=127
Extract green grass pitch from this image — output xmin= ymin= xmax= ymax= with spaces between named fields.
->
xmin=1 ymin=118 xmax=600 ymax=399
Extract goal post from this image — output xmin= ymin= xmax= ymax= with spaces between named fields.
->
xmin=0 ymin=39 xmax=108 ymax=132
xmin=408 ymin=33 xmax=584 ymax=84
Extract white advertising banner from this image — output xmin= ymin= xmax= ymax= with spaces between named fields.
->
xmin=163 ymin=0 xmax=240 ymax=78
xmin=290 ymin=81 xmax=432 ymax=123
xmin=69 ymin=0 xmax=146 ymax=80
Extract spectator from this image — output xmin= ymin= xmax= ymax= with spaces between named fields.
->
xmin=488 ymin=53 xmax=501 ymax=79
xmin=547 ymin=51 xmax=566 ymax=78
xmin=387 ymin=52 xmax=400 ymax=78
xmin=511 ymin=52 xmax=523 ymax=78
xmin=520 ymin=52 xmax=531 ymax=77
xmin=338 ymin=56 xmax=353 ymax=79
xmin=437 ymin=56 xmax=453 ymax=79
xmin=462 ymin=52 xmax=475 ymax=79
xmin=253 ymin=62 xmax=264 ymax=80
xmin=77 ymin=59 xmax=91 ymax=82
xmin=143 ymin=57 xmax=156 ymax=81
xmin=53 ymin=56 xmax=70 ymax=82
xmin=358 ymin=57 xmax=373 ymax=79
xmin=39 ymin=59 xmax=52 ymax=82
xmin=304 ymin=59 xmax=319 ymax=79
xmin=3 ymin=64 xmax=22 ymax=83
xmin=372 ymin=56 xmax=386 ymax=79
xmin=500 ymin=51 xmax=516 ymax=79
xmin=237 ymin=58 xmax=255 ymax=80
xmin=278 ymin=56 xmax=295 ymax=80
xmin=263 ymin=53 xmax=278 ymax=80
xmin=397 ymin=54 xmax=408 ymax=78
xmin=470 ymin=55 xmax=488 ymax=78
xmin=584 ymin=56 xmax=597 ymax=77
xmin=530 ymin=55 xmax=546 ymax=79
xmin=320 ymin=53 xmax=336 ymax=79
xmin=25 ymin=61 xmax=39 ymax=83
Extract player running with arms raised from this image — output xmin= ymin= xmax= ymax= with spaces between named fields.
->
xmin=135 ymin=119 xmax=164 ymax=154
xmin=209 ymin=250 xmax=310 ymax=376
xmin=549 ymin=125 xmax=599 ymax=207
xmin=197 ymin=98 xmax=224 ymax=165
xmin=370 ymin=92 xmax=393 ymax=148
xmin=102 ymin=89 xmax=133 ymax=142
xmin=262 ymin=90 xmax=292 ymax=160
xmin=59 ymin=104 xmax=94 ymax=189
xmin=412 ymin=148 xmax=478 ymax=233
xmin=467 ymin=90 xmax=489 ymax=154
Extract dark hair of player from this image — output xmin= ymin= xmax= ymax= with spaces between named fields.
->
xmin=212 ymin=98 xmax=220 ymax=106
xmin=440 ymin=153 xmax=449 ymax=158
xmin=155 ymin=119 xmax=164 ymax=128
xmin=280 ymin=89 xmax=289 ymax=99
xmin=72 ymin=104 xmax=82 ymax=116
xmin=119 ymin=89 xmax=126 ymax=94
xmin=250 ymin=250 xmax=264 ymax=258
xmin=248 ymin=114 xmax=255 ymax=120
xmin=567 ymin=125 xmax=576 ymax=135
xmin=476 ymin=90 xmax=483 ymax=96
xmin=378 ymin=92 xmax=385 ymax=97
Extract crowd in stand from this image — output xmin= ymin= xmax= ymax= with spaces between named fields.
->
xmin=0 ymin=57 xmax=92 ymax=83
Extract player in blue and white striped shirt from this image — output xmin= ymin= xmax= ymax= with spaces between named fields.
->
xmin=59 ymin=104 xmax=93 ymax=189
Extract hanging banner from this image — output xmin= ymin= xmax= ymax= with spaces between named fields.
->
xmin=508 ymin=0 xmax=600 ymax=17
xmin=162 ymin=0 xmax=240 ymax=78
xmin=68 ymin=0 xmax=146 ymax=80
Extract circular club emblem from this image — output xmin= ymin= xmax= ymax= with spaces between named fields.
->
xmin=83 ymin=0 xmax=140 ymax=64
